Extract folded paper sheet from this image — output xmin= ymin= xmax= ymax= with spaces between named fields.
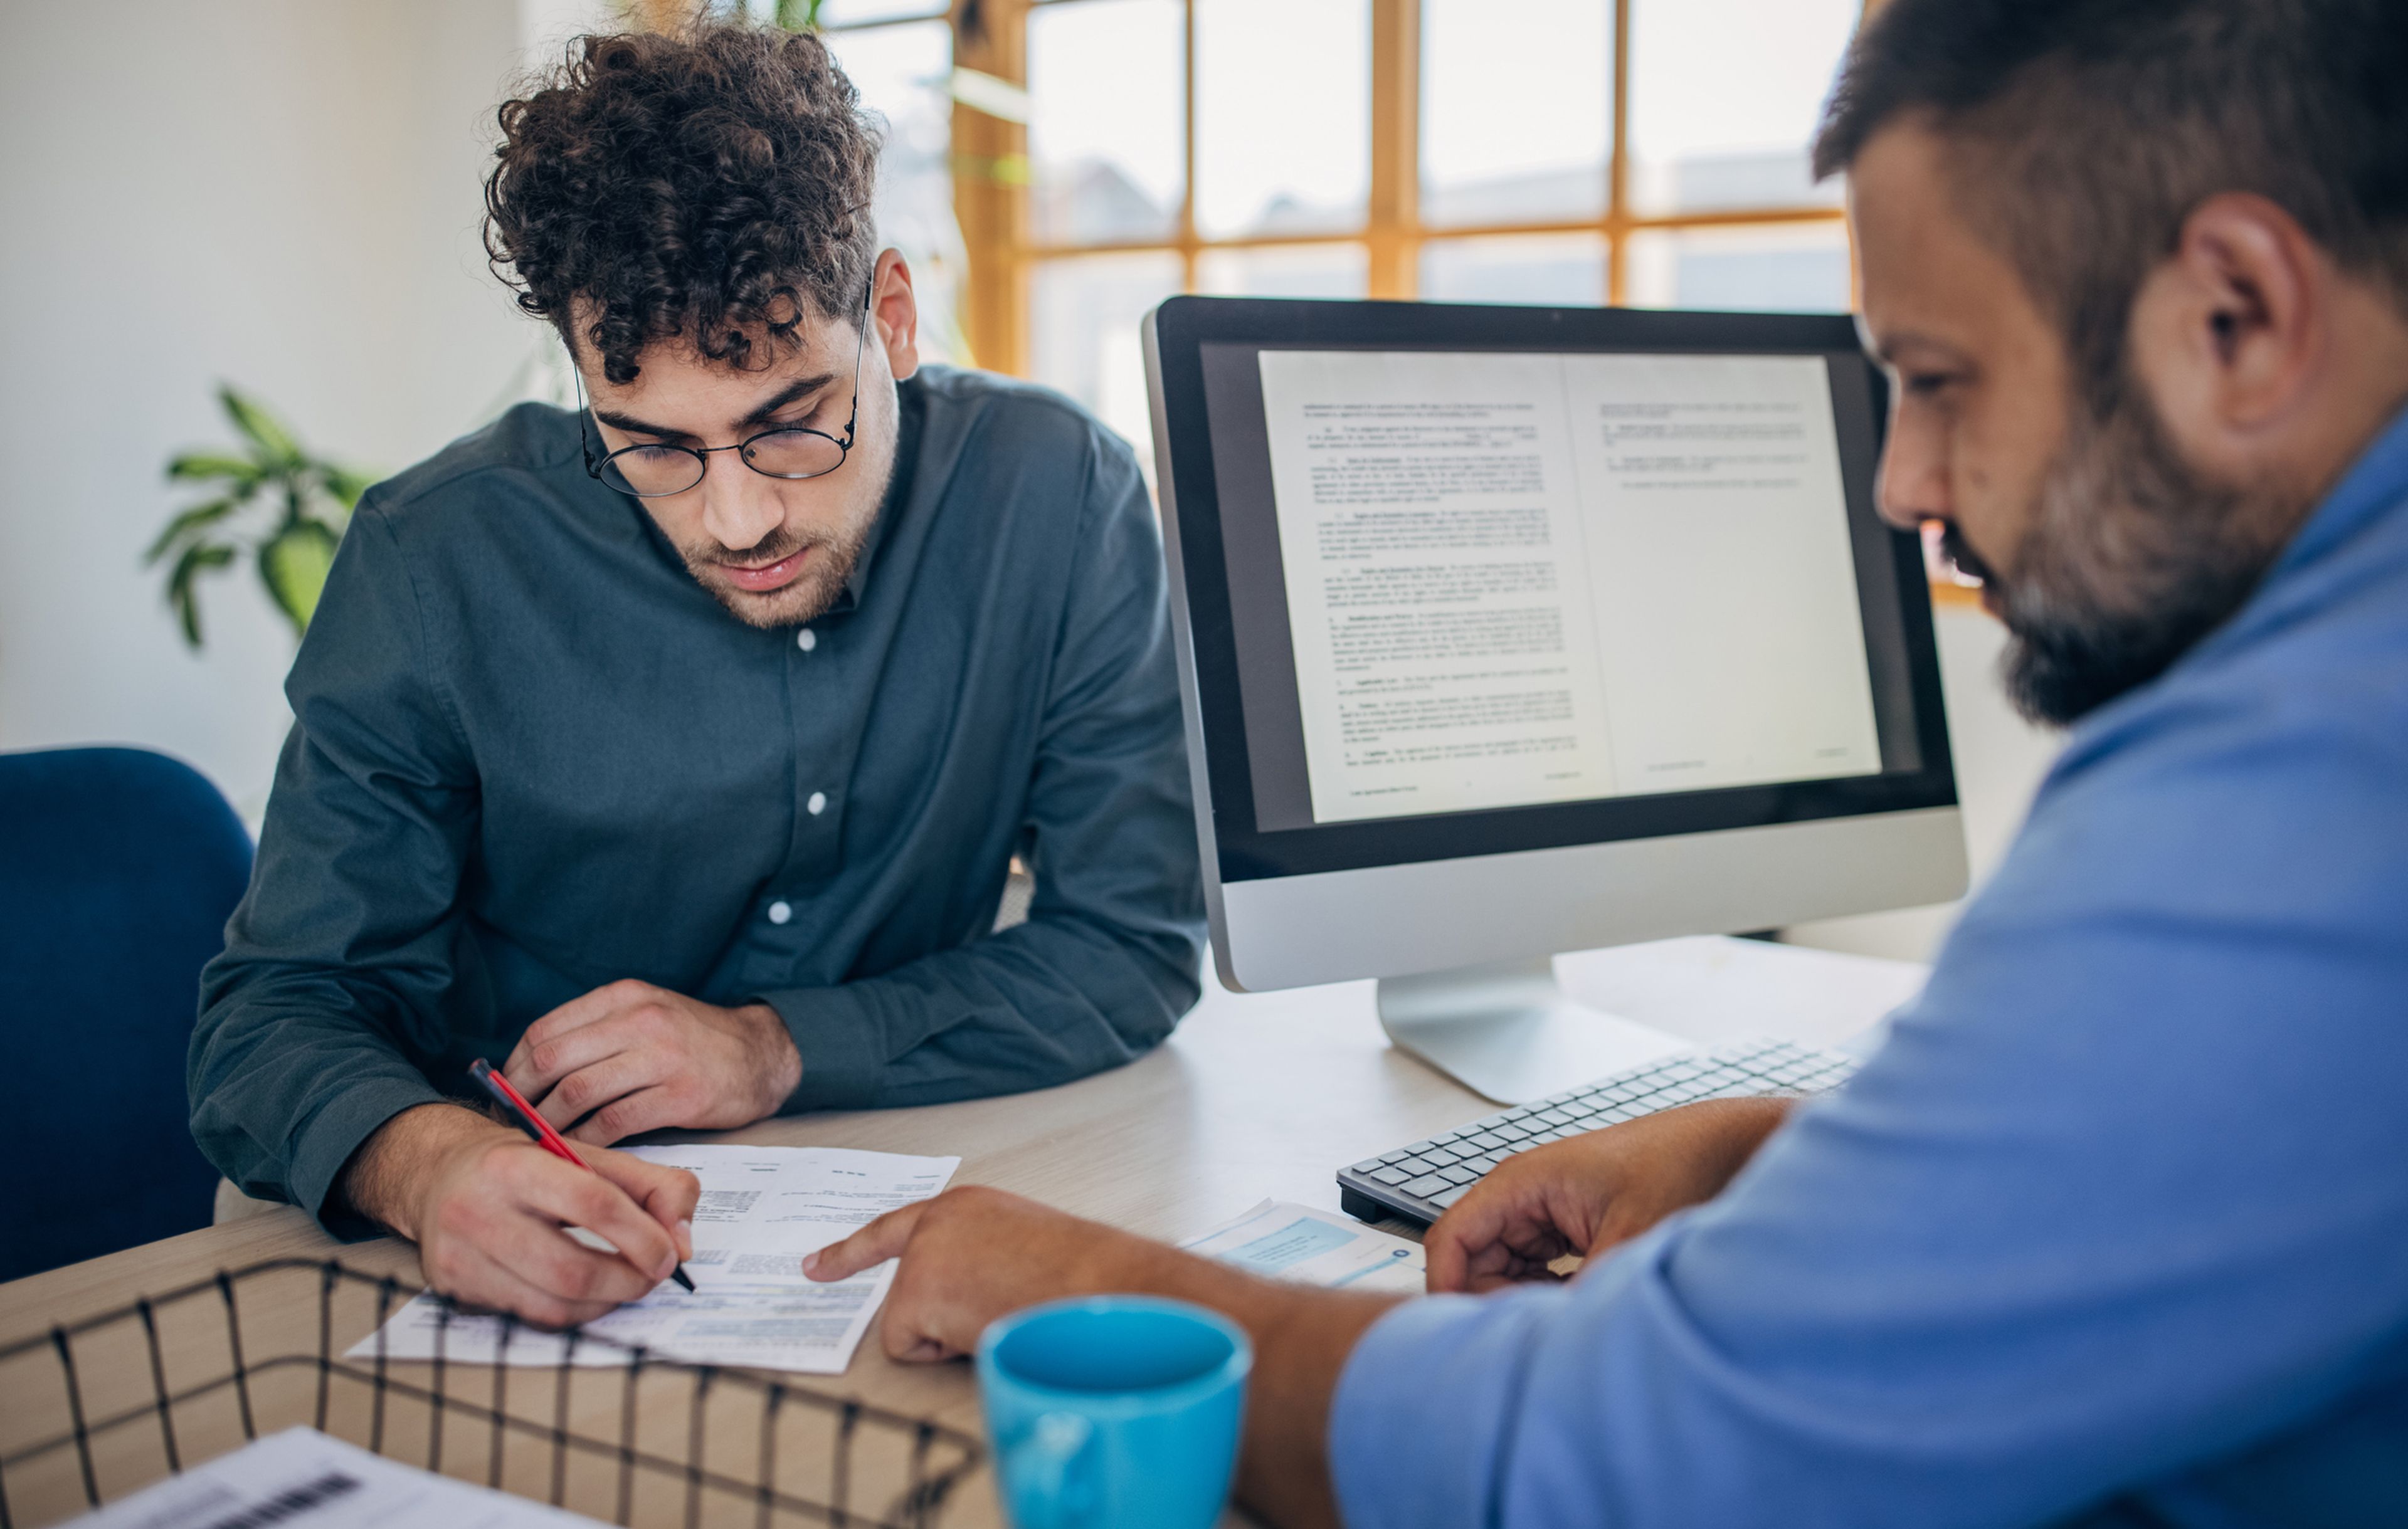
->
xmin=1181 ymin=1199 xmax=1427 ymax=1294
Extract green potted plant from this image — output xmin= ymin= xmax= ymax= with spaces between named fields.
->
xmin=147 ymin=385 xmax=374 ymax=648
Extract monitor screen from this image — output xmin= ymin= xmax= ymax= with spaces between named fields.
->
xmin=1150 ymin=301 xmax=1954 ymax=883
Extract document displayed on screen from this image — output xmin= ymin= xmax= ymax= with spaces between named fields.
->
xmin=1257 ymin=348 xmax=1883 ymax=824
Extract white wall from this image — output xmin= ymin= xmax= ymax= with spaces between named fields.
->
xmin=1783 ymin=603 xmax=2065 ymax=963
xmin=0 ymin=2 xmax=568 ymax=816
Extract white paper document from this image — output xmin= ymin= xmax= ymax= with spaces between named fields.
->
xmin=1256 ymin=348 xmax=1884 ymax=823
xmin=1181 ymin=1200 xmax=1427 ymax=1295
xmin=348 ymin=1145 xmax=958 ymax=1374
xmin=66 ymin=1427 xmax=606 ymax=1529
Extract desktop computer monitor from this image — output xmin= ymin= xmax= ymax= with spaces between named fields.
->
xmin=1142 ymin=297 xmax=1969 ymax=1103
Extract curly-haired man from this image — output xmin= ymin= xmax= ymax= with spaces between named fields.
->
xmin=188 ymin=26 xmax=1206 ymax=1325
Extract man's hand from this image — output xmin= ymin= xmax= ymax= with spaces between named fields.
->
xmin=344 ymin=1103 xmax=701 ymax=1328
xmin=502 ymin=980 xmax=802 ymax=1145
xmin=806 ymin=1187 xmax=1398 ymax=1529
xmin=1425 ymin=1096 xmax=1794 ymax=1294
xmin=803 ymin=1185 xmax=1178 ymax=1360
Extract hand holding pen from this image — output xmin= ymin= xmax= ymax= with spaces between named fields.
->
xmin=470 ymin=1058 xmax=697 ymax=1293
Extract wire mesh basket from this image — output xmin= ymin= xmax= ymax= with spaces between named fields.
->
xmin=0 ymin=1259 xmax=987 ymax=1529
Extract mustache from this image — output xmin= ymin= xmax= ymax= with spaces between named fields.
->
xmin=706 ymin=527 xmax=813 ymax=568
xmin=1933 ymin=520 xmax=2002 ymax=589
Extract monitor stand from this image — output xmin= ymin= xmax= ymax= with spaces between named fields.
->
xmin=1375 ymin=956 xmax=1692 ymax=1105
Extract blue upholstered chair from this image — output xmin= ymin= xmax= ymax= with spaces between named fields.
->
xmin=0 ymin=747 xmax=251 ymax=1281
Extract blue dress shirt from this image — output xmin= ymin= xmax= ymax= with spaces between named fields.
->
xmin=1330 ymin=409 xmax=2408 ymax=1528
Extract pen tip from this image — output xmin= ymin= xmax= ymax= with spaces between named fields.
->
xmin=672 ymin=1265 xmax=696 ymax=1293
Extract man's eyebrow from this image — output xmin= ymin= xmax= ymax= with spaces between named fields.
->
xmin=737 ymin=373 xmax=838 ymax=429
xmin=1869 ymin=328 xmax=1967 ymax=367
xmin=592 ymin=372 xmax=843 ymax=442
xmin=592 ymin=408 xmax=689 ymax=440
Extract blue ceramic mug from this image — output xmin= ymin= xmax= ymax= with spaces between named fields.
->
xmin=975 ymin=1296 xmax=1252 ymax=1529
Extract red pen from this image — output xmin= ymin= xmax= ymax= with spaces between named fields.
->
xmin=468 ymin=1058 xmax=696 ymax=1292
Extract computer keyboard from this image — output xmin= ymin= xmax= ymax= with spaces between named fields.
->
xmin=1337 ymin=1035 xmax=1861 ymax=1226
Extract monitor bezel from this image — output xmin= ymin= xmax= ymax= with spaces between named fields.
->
xmin=1149 ymin=295 xmax=1958 ymax=886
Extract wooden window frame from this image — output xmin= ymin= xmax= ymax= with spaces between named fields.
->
xmin=937 ymin=0 xmax=1879 ymax=378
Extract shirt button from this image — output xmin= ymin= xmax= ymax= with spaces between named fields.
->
xmin=767 ymin=900 xmax=792 ymax=925
xmin=806 ymin=791 xmax=828 ymax=816
xmin=796 ymin=628 xmax=817 ymax=653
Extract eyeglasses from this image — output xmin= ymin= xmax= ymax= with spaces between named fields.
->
xmin=578 ymin=278 xmax=875 ymax=498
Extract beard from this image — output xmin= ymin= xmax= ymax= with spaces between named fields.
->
xmin=1958 ymin=372 xmax=2308 ymax=727
xmin=675 ymin=515 xmax=872 ymax=630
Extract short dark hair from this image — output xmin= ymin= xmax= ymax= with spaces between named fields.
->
xmin=1814 ymin=0 xmax=2408 ymax=394
xmin=483 ymin=26 xmax=880 ymax=385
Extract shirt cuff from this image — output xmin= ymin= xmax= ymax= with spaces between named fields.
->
xmin=1329 ymin=1288 xmax=1566 ymax=1529
xmin=756 ymin=985 xmax=885 ymax=1111
xmin=287 ymin=1073 xmax=447 ymax=1240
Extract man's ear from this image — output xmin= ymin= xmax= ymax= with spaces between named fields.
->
xmin=870 ymin=249 xmax=921 ymax=384
xmin=2128 ymin=192 xmax=2326 ymax=465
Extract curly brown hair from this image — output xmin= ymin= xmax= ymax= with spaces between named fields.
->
xmin=483 ymin=26 xmax=880 ymax=386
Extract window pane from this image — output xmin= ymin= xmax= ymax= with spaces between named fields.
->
xmin=816 ymin=0 xmax=949 ymax=24
xmin=1196 ymin=244 xmax=1369 ymax=299
xmin=1420 ymin=0 xmax=1607 ymax=227
xmin=1419 ymin=233 xmax=1605 ymax=305
xmin=823 ymin=21 xmax=967 ymax=363
xmin=1195 ymin=0 xmax=1370 ymax=239
xmin=1030 ymin=0 xmax=1185 ymax=246
xmin=1622 ymin=223 xmax=1853 ymax=313
xmin=1031 ymin=252 xmax=1185 ymax=474
xmin=1627 ymin=0 xmax=1858 ymax=214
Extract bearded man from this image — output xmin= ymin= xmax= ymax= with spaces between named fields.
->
xmin=188 ymin=26 xmax=1205 ymax=1326
xmin=805 ymin=1 xmax=2408 ymax=1523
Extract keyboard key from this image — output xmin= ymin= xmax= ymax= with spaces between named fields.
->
xmin=1431 ymin=1185 xmax=1471 ymax=1208
xmin=1465 ymin=1132 xmax=1509 ymax=1152
xmin=1465 ymin=1152 xmax=1502 ymax=1172
xmin=1420 ymin=1148 xmax=1463 ymax=1167
xmin=1398 ymin=1155 xmax=1441 ymax=1175
xmin=1438 ymin=1165 xmax=1479 ymax=1185
xmin=1370 ymin=1167 xmax=1411 ymax=1186
xmin=1351 ymin=1159 xmax=1385 ymax=1174
xmin=1403 ymin=1174 xmax=1452 ymax=1198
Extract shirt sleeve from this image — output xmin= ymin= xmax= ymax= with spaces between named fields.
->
xmin=188 ymin=501 xmax=476 ymax=1234
xmin=761 ymin=426 xmax=1207 ymax=1110
xmin=1329 ymin=675 xmax=2408 ymax=1528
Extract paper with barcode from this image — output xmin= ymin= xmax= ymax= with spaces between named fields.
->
xmin=64 ymin=1426 xmax=605 ymax=1529
xmin=347 ymin=1145 xmax=958 ymax=1374
xmin=1181 ymin=1199 xmax=1427 ymax=1294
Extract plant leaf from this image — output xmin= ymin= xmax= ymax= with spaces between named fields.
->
xmin=166 ymin=451 xmax=267 ymax=487
xmin=258 ymin=518 xmax=341 ymax=636
xmin=218 ymin=384 xmax=303 ymax=467
xmin=167 ymin=541 xmax=238 ymax=648
xmin=144 ymin=498 xmax=237 ymax=564
xmin=318 ymin=463 xmax=376 ymax=511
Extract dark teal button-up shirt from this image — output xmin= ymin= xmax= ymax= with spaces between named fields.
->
xmin=191 ymin=367 xmax=1206 ymax=1229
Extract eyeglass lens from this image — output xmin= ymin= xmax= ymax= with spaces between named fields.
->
xmin=599 ymin=429 xmax=848 ymax=497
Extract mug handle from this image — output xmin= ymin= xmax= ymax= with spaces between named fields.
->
xmin=1006 ymin=1411 xmax=1097 ymax=1529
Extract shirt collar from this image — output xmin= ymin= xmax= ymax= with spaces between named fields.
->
xmin=2258 ymin=400 xmax=2408 ymax=587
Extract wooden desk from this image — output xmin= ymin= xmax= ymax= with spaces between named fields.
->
xmin=0 ymin=937 xmax=1923 ymax=1526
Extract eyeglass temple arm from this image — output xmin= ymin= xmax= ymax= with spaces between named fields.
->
xmin=837 ymin=273 xmax=875 ymax=449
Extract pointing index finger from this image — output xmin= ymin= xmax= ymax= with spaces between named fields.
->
xmin=802 ymin=1201 xmax=926 ymax=1282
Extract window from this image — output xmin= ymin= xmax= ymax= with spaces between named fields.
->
xmin=969 ymin=0 xmax=1873 ymax=456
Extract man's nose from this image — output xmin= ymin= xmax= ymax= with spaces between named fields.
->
xmin=1874 ymin=410 xmax=1950 ymax=533
xmin=696 ymin=448 xmax=784 ymax=552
